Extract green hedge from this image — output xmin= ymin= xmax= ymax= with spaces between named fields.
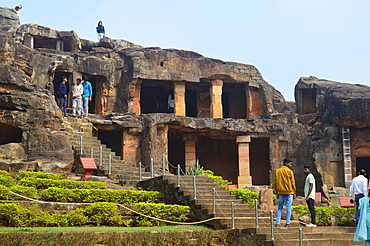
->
xmin=129 ymin=202 xmax=191 ymax=227
xmin=0 ymin=185 xmax=38 ymax=200
xmin=40 ymin=187 xmax=163 ymax=204
xmin=0 ymin=175 xmax=15 ymax=187
xmin=292 ymin=205 xmax=355 ymax=226
xmin=19 ymin=178 xmax=107 ymax=189
xmin=0 ymin=170 xmax=11 ymax=176
xmin=0 ymin=202 xmax=190 ymax=227
xmin=230 ymin=189 xmax=259 ymax=206
xmin=16 ymin=171 xmax=64 ymax=180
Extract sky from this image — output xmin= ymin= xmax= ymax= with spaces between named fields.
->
xmin=3 ymin=0 xmax=370 ymax=101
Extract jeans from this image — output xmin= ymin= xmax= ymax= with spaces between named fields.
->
xmin=98 ymin=33 xmax=104 ymax=40
xmin=306 ymin=198 xmax=316 ymax=224
xmin=276 ymin=194 xmax=293 ymax=225
xmin=59 ymin=97 xmax=67 ymax=116
xmin=355 ymin=194 xmax=365 ymax=221
xmin=72 ymin=98 xmax=82 ymax=116
xmin=82 ymin=97 xmax=90 ymax=116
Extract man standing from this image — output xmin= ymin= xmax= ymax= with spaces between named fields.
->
xmin=304 ymin=165 xmax=316 ymax=227
xmin=274 ymin=158 xmax=296 ymax=227
xmin=81 ymin=76 xmax=93 ymax=117
xmin=58 ymin=76 xmax=68 ymax=117
xmin=349 ymin=169 xmax=368 ymax=224
xmin=72 ymin=78 xmax=83 ymax=118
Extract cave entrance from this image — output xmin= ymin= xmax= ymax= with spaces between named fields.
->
xmin=185 ymin=88 xmax=197 ymax=117
xmin=222 ymin=83 xmax=246 ymax=119
xmin=0 ymin=123 xmax=23 ymax=145
xmin=53 ymin=72 xmax=72 ymax=106
xmin=140 ymin=80 xmax=173 ymax=114
xmin=250 ymin=138 xmax=270 ymax=185
xmin=97 ymin=129 xmax=123 ymax=157
xmin=197 ymin=135 xmax=238 ymax=184
xmin=168 ymin=131 xmax=185 ymax=174
xmin=356 ymin=157 xmax=370 ymax=176
xmin=33 ymin=36 xmax=58 ymax=50
xmin=299 ymin=88 xmax=317 ymax=114
xmin=80 ymin=74 xmax=108 ymax=115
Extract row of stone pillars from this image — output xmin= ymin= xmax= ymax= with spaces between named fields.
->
xmin=182 ymin=133 xmax=253 ymax=188
xmin=130 ymin=79 xmax=224 ymax=118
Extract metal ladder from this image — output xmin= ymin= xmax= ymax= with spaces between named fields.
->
xmin=342 ymin=127 xmax=352 ymax=188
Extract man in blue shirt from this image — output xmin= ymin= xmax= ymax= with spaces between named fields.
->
xmin=58 ymin=76 xmax=68 ymax=117
xmin=81 ymin=76 xmax=93 ymax=117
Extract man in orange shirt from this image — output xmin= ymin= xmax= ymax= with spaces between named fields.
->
xmin=274 ymin=158 xmax=296 ymax=227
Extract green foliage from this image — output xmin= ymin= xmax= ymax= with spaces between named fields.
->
xmin=0 ymin=170 xmax=11 ymax=176
xmin=40 ymin=188 xmax=163 ymax=204
xmin=16 ymin=171 xmax=64 ymax=180
xmin=0 ymin=185 xmax=38 ymax=201
xmin=64 ymin=209 xmax=89 ymax=226
xmin=129 ymin=203 xmax=190 ymax=227
xmin=292 ymin=205 xmax=355 ymax=226
xmin=0 ymin=175 xmax=15 ymax=187
xmin=19 ymin=177 xmax=107 ymax=189
xmin=83 ymin=202 xmax=124 ymax=226
xmin=186 ymin=159 xmax=204 ymax=176
xmin=231 ymin=189 xmax=259 ymax=206
xmin=186 ymin=161 xmax=232 ymax=187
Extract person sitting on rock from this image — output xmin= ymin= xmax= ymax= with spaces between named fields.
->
xmin=96 ymin=21 xmax=105 ymax=41
xmin=14 ymin=4 xmax=22 ymax=24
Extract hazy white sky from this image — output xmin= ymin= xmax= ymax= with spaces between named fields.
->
xmin=3 ymin=0 xmax=370 ymax=101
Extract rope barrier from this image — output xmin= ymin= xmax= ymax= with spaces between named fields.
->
xmin=8 ymin=191 xmax=220 ymax=225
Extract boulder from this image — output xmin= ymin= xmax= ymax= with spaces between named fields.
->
xmin=0 ymin=7 xmax=18 ymax=26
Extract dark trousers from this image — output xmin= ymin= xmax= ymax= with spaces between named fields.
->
xmin=59 ymin=97 xmax=67 ymax=116
xmin=355 ymin=194 xmax=365 ymax=221
xmin=306 ymin=198 xmax=316 ymax=224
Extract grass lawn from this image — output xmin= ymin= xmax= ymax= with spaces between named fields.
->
xmin=0 ymin=225 xmax=212 ymax=233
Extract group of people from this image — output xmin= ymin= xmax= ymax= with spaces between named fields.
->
xmin=274 ymin=158 xmax=317 ymax=227
xmin=58 ymin=76 xmax=93 ymax=118
xmin=157 ymin=87 xmax=174 ymax=113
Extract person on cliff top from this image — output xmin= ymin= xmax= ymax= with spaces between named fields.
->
xmin=349 ymin=169 xmax=368 ymax=225
xmin=81 ymin=76 xmax=93 ymax=117
xmin=14 ymin=4 xmax=22 ymax=24
xmin=58 ymin=76 xmax=68 ymax=117
xmin=168 ymin=89 xmax=174 ymax=113
xmin=157 ymin=86 xmax=167 ymax=113
xmin=96 ymin=21 xmax=105 ymax=41
xmin=274 ymin=158 xmax=296 ymax=227
xmin=303 ymin=165 xmax=316 ymax=227
xmin=72 ymin=78 xmax=83 ymax=118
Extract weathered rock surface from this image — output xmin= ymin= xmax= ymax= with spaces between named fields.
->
xmin=0 ymin=7 xmax=18 ymax=26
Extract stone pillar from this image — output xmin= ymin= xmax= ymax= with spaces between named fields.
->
xmin=210 ymin=79 xmax=223 ymax=118
xmin=174 ymin=82 xmax=186 ymax=116
xmin=56 ymin=39 xmax=64 ymax=51
xmin=183 ymin=133 xmax=197 ymax=171
xmin=133 ymin=81 xmax=142 ymax=115
xmin=23 ymin=34 xmax=34 ymax=49
xmin=236 ymin=135 xmax=252 ymax=188
xmin=156 ymin=124 xmax=169 ymax=169
xmin=122 ymin=128 xmax=140 ymax=166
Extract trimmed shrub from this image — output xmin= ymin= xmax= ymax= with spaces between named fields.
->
xmin=84 ymin=202 xmax=124 ymax=226
xmin=0 ymin=170 xmax=11 ymax=176
xmin=129 ymin=202 xmax=190 ymax=227
xmin=40 ymin=188 xmax=163 ymax=204
xmin=16 ymin=171 xmax=64 ymax=180
xmin=231 ymin=189 xmax=259 ymax=205
xmin=292 ymin=205 xmax=355 ymax=226
xmin=0 ymin=175 xmax=15 ymax=187
xmin=0 ymin=185 xmax=38 ymax=201
xmin=19 ymin=178 xmax=107 ymax=189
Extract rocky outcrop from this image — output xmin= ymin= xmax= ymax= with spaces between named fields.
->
xmin=0 ymin=7 xmax=18 ymax=26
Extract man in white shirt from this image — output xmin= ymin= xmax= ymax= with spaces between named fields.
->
xmin=304 ymin=165 xmax=316 ymax=227
xmin=72 ymin=78 xmax=83 ymax=118
xmin=349 ymin=169 xmax=368 ymax=223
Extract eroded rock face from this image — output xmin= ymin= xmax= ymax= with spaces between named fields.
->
xmin=0 ymin=7 xmax=18 ymax=26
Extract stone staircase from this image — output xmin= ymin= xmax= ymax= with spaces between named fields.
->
xmin=139 ymin=175 xmax=358 ymax=246
xmin=63 ymin=116 xmax=157 ymax=186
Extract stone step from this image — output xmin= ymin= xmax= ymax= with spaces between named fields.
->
xmin=177 ymin=187 xmax=233 ymax=195
xmin=264 ymin=238 xmax=358 ymax=246
xmin=257 ymin=226 xmax=356 ymax=234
